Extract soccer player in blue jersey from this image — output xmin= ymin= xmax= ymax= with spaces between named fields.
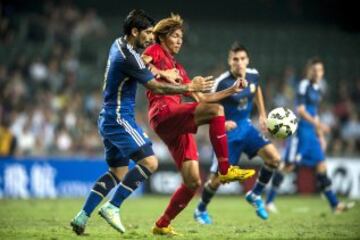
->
xmin=265 ymin=58 xmax=354 ymax=214
xmin=70 ymin=9 xmax=214 ymax=235
xmin=194 ymin=42 xmax=281 ymax=224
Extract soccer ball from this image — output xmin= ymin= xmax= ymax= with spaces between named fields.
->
xmin=266 ymin=107 xmax=298 ymax=139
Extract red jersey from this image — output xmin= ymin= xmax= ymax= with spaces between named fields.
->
xmin=143 ymin=43 xmax=191 ymax=121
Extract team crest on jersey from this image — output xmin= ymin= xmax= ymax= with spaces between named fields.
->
xmin=250 ymin=83 xmax=256 ymax=93
xmin=143 ymin=132 xmax=149 ymax=138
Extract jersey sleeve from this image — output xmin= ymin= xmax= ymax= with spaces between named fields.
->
xmin=297 ymin=80 xmax=308 ymax=105
xmin=122 ymin=53 xmax=154 ymax=85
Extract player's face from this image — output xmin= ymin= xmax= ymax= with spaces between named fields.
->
xmin=163 ymin=28 xmax=183 ymax=55
xmin=309 ymin=63 xmax=324 ymax=82
xmin=228 ymin=51 xmax=249 ymax=77
xmin=136 ymin=27 xmax=154 ymax=49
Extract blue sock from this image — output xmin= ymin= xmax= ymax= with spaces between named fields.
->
xmin=266 ymin=188 xmax=278 ymax=204
xmin=266 ymin=171 xmax=284 ymax=204
xmin=252 ymin=165 xmax=274 ymax=196
xmin=316 ymin=172 xmax=339 ymax=209
xmin=110 ymin=164 xmax=152 ymax=208
xmin=198 ymin=181 xmax=217 ymax=212
xmin=83 ymin=192 xmax=103 ymax=216
xmin=324 ymin=189 xmax=339 ymax=209
xmin=83 ymin=171 xmax=120 ymax=216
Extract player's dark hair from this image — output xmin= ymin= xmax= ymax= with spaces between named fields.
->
xmin=230 ymin=42 xmax=249 ymax=56
xmin=307 ymin=57 xmax=323 ymax=66
xmin=123 ymin=9 xmax=155 ymax=36
xmin=304 ymin=57 xmax=324 ymax=78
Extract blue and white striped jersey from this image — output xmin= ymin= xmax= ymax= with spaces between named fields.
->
xmin=296 ymin=79 xmax=322 ymax=130
xmin=102 ymin=37 xmax=154 ymax=117
xmin=212 ymin=68 xmax=260 ymax=123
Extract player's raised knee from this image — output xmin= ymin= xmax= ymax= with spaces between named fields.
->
xmin=207 ymin=103 xmax=224 ymax=117
xmin=185 ymin=178 xmax=202 ymax=190
xmin=267 ymin=155 xmax=281 ymax=169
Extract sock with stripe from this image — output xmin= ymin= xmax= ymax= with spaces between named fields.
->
xmin=209 ymin=115 xmax=230 ymax=175
xmin=110 ymin=164 xmax=152 ymax=208
xmin=266 ymin=170 xmax=284 ymax=204
xmin=317 ymin=172 xmax=339 ymax=209
xmin=156 ymin=184 xmax=196 ymax=228
xmin=83 ymin=171 xmax=120 ymax=216
xmin=197 ymin=181 xmax=218 ymax=212
xmin=252 ymin=165 xmax=274 ymax=196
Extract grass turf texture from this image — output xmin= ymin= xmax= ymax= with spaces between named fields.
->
xmin=0 ymin=195 xmax=359 ymax=240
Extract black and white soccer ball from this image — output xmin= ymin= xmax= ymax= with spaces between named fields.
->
xmin=266 ymin=107 xmax=298 ymax=139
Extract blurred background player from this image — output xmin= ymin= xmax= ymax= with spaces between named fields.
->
xmin=70 ymin=9 xmax=213 ymax=235
xmin=142 ymin=15 xmax=255 ymax=236
xmin=194 ymin=42 xmax=281 ymax=224
xmin=265 ymin=58 xmax=355 ymax=214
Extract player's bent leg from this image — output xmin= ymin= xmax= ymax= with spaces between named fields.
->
xmin=195 ymin=103 xmax=230 ymax=175
xmin=100 ymin=149 xmax=157 ymax=234
xmin=194 ymin=103 xmax=255 ymax=180
xmin=194 ymin=174 xmax=221 ymax=225
xmin=315 ymin=162 xmax=355 ymax=213
xmin=266 ymin=170 xmax=284 ymax=213
xmin=153 ymin=160 xmax=199 ymax=236
xmin=71 ymin=167 xmax=125 ymax=235
xmin=316 ymin=162 xmax=339 ymax=210
xmin=246 ymin=144 xmax=280 ymax=220
xmin=109 ymin=166 xmax=129 ymax=182
xmin=265 ymin=163 xmax=295 ymax=213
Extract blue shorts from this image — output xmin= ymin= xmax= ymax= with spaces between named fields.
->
xmin=283 ymin=127 xmax=325 ymax=167
xmin=98 ymin=109 xmax=154 ymax=167
xmin=210 ymin=120 xmax=270 ymax=173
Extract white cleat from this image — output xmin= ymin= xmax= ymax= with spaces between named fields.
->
xmin=266 ymin=202 xmax=279 ymax=214
xmin=334 ymin=201 xmax=355 ymax=214
xmin=98 ymin=201 xmax=126 ymax=233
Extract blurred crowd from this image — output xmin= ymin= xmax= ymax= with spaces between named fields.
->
xmin=1 ymin=1 xmax=359 ymax=159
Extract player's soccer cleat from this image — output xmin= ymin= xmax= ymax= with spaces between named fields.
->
xmin=194 ymin=208 xmax=212 ymax=225
xmin=245 ymin=191 xmax=269 ymax=220
xmin=219 ymin=166 xmax=255 ymax=183
xmin=334 ymin=202 xmax=355 ymax=214
xmin=98 ymin=201 xmax=126 ymax=233
xmin=152 ymin=225 xmax=183 ymax=236
xmin=266 ymin=202 xmax=279 ymax=214
xmin=70 ymin=210 xmax=89 ymax=235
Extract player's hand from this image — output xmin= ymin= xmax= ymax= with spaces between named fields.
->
xmin=258 ymin=115 xmax=268 ymax=133
xmin=315 ymin=120 xmax=330 ymax=134
xmin=189 ymin=76 xmax=214 ymax=92
xmin=160 ymin=68 xmax=182 ymax=85
xmin=225 ymin=120 xmax=237 ymax=131
xmin=232 ymin=78 xmax=248 ymax=93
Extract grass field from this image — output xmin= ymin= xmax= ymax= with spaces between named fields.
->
xmin=0 ymin=195 xmax=359 ymax=240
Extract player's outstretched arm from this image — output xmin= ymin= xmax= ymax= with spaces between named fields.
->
xmin=254 ymin=86 xmax=268 ymax=132
xmin=144 ymin=76 xmax=214 ymax=94
xmin=142 ymin=54 xmax=182 ymax=85
xmin=297 ymin=106 xmax=329 ymax=133
xmin=191 ymin=78 xmax=247 ymax=103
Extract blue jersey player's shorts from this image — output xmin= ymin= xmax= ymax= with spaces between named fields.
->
xmin=98 ymin=108 xmax=154 ymax=167
xmin=283 ymin=126 xmax=325 ymax=167
xmin=210 ymin=120 xmax=270 ymax=173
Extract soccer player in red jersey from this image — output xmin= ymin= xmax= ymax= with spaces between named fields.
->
xmin=142 ymin=14 xmax=255 ymax=236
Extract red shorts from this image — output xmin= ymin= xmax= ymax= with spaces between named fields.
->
xmin=150 ymin=102 xmax=199 ymax=169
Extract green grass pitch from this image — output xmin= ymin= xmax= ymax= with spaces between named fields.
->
xmin=0 ymin=195 xmax=359 ymax=239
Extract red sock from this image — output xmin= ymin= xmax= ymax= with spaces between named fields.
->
xmin=156 ymin=184 xmax=196 ymax=228
xmin=209 ymin=116 xmax=230 ymax=174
